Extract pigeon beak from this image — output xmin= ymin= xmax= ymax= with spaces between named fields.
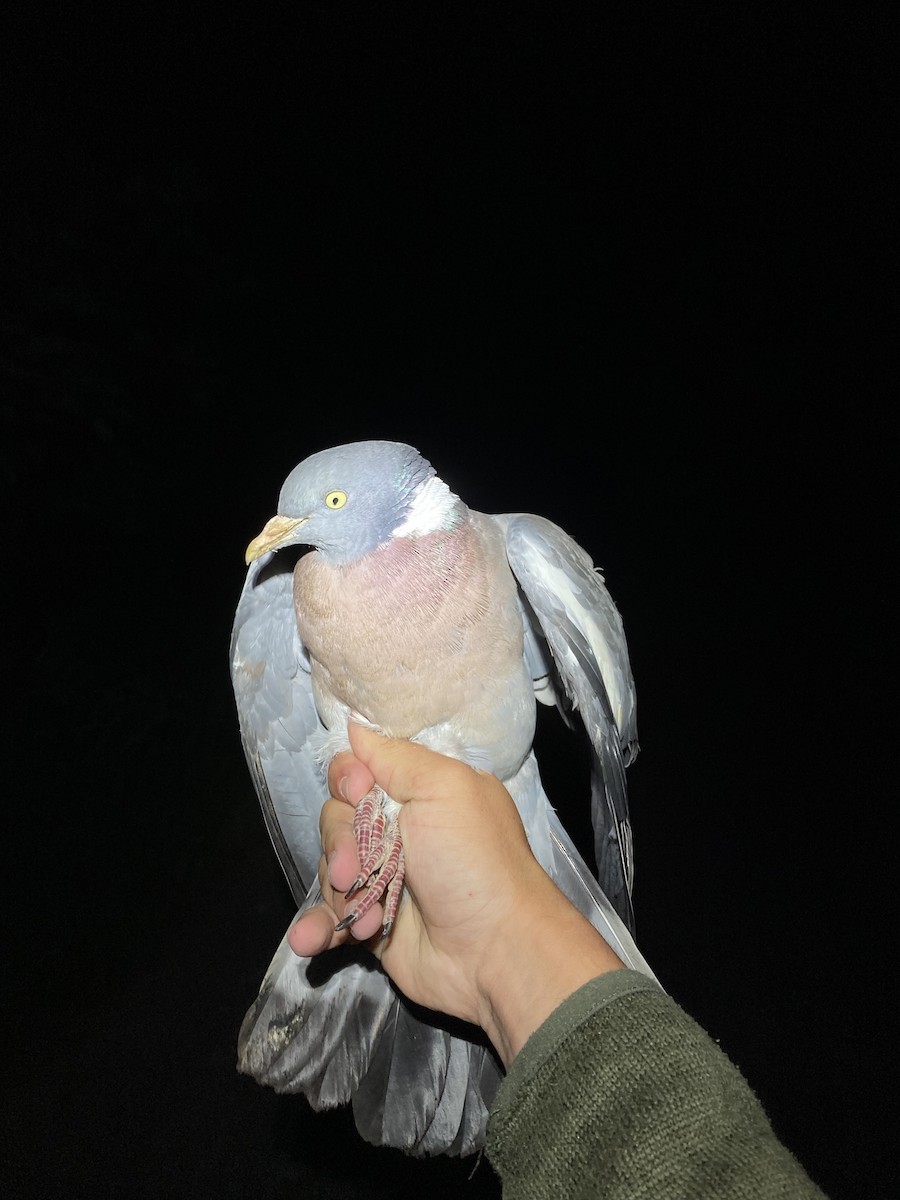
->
xmin=245 ymin=514 xmax=310 ymax=563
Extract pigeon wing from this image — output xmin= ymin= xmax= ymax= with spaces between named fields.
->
xmin=497 ymin=513 xmax=639 ymax=932
xmin=230 ymin=549 xmax=327 ymax=902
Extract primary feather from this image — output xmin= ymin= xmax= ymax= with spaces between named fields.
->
xmin=230 ymin=439 xmax=656 ymax=1156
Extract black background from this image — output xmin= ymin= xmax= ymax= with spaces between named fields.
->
xmin=2 ymin=5 xmax=894 ymax=1198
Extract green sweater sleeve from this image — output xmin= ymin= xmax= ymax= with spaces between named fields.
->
xmin=485 ymin=970 xmax=828 ymax=1199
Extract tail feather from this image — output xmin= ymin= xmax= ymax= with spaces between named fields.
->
xmin=238 ymin=901 xmax=502 ymax=1155
xmin=237 ymin=932 xmax=393 ymax=1102
xmin=444 ymin=1041 xmax=502 ymax=1156
xmin=351 ymin=995 xmax=450 ymax=1150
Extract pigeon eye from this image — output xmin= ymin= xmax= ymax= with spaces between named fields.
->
xmin=324 ymin=490 xmax=347 ymax=509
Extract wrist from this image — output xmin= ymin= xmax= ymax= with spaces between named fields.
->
xmin=474 ymin=871 xmax=624 ymax=1067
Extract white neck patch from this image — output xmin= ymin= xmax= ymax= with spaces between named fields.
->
xmin=392 ymin=475 xmax=459 ymax=537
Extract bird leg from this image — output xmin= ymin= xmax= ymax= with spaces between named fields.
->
xmin=336 ymin=785 xmax=406 ymax=937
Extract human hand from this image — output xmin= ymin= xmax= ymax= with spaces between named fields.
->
xmin=289 ymin=722 xmax=623 ymax=1065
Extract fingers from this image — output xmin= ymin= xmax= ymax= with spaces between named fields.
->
xmin=288 ymin=904 xmax=340 ymax=956
xmin=289 ymin=895 xmax=386 ymax=954
xmin=320 ymin=798 xmax=363 ymax=895
xmin=288 ymin=796 xmax=387 ymax=958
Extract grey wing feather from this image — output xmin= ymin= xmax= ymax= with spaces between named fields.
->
xmin=504 ymin=753 xmax=657 ymax=982
xmin=497 ymin=513 xmax=639 ymax=932
xmin=230 ymin=549 xmax=327 ymax=902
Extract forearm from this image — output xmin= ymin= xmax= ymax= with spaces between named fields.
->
xmin=486 ymin=972 xmax=828 ymax=1200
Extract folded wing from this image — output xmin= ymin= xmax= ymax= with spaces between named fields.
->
xmin=498 ymin=513 xmax=639 ymax=932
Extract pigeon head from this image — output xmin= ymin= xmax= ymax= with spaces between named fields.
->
xmin=245 ymin=440 xmax=460 ymax=566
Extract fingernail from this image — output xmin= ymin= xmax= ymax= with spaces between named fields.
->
xmin=338 ymin=776 xmax=350 ymax=801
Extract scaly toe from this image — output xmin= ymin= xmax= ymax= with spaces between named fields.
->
xmin=335 ymin=795 xmax=404 ymax=937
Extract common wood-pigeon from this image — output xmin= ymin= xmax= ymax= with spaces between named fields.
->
xmin=230 ymin=440 xmax=656 ymax=1155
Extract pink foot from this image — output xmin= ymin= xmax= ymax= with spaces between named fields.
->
xmin=335 ymin=786 xmax=406 ymax=938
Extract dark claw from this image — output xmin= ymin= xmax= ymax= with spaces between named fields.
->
xmin=344 ymin=877 xmax=364 ymax=900
xmin=335 ymin=911 xmax=359 ymax=932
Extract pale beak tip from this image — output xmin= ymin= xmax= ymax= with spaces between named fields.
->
xmin=243 ymin=514 xmax=308 ymax=565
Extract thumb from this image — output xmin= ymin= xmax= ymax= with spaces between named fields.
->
xmin=346 ymin=721 xmax=475 ymax=805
